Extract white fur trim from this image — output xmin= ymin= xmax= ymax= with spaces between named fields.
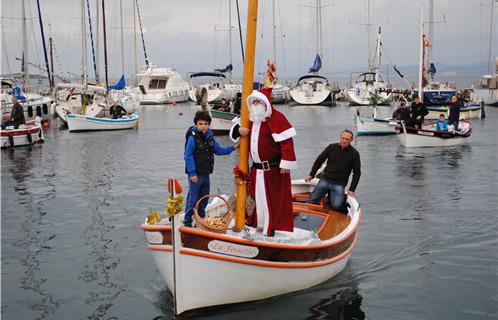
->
xmin=255 ymin=170 xmax=270 ymax=234
xmin=271 ymin=127 xmax=297 ymax=142
xmin=250 ymin=121 xmax=262 ymax=163
xmin=280 ymin=159 xmax=298 ymax=170
xmin=247 ymin=91 xmax=272 ymax=119
xmin=229 ymin=118 xmax=241 ymax=143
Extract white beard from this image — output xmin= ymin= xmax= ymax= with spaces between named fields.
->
xmin=249 ymin=103 xmax=267 ymax=123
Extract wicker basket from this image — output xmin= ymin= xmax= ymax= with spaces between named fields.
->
xmin=193 ymin=194 xmax=234 ymax=234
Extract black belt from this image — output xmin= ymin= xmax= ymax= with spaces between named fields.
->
xmin=253 ymin=159 xmax=280 ymax=171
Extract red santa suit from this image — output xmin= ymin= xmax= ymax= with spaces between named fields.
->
xmin=230 ymin=88 xmax=297 ymax=235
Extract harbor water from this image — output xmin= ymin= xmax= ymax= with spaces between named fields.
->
xmin=1 ymin=102 xmax=497 ymax=319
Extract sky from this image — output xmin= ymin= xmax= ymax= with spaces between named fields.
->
xmin=1 ymin=0 xmax=497 ymax=84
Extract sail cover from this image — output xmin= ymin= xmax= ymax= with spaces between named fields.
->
xmin=308 ymin=54 xmax=322 ymax=73
xmin=108 ymin=74 xmax=126 ymax=90
xmin=215 ymin=64 xmax=233 ymax=73
xmin=429 ymin=63 xmax=436 ymax=76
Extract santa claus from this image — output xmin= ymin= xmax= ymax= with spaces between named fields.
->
xmin=230 ymin=88 xmax=297 ymax=236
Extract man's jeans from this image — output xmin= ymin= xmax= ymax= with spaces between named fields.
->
xmin=307 ymin=178 xmax=346 ymax=210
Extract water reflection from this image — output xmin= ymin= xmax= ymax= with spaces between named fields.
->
xmin=78 ymin=144 xmax=125 ymax=320
xmin=307 ymin=285 xmax=365 ymax=320
xmin=5 ymin=147 xmax=60 ymax=318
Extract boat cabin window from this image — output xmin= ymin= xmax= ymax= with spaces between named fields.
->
xmin=149 ymin=79 xmax=168 ymax=90
xmin=480 ymin=78 xmax=489 ymax=89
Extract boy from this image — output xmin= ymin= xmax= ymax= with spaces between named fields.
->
xmin=435 ymin=113 xmax=448 ymax=132
xmin=183 ymin=110 xmax=239 ymax=227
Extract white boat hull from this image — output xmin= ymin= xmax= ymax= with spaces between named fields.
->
xmin=426 ymin=103 xmax=482 ymax=119
xmin=1 ymin=118 xmax=44 ymax=148
xmin=66 ymin=113 xmax=139 ymax=132
xmin=473 ymin=88 xmax=498 ymax=106
xmin=139 ymin=91 xmax=189 ymax=105
xmin=355 ymin=116 xmax=397 ymax=136
xmin=347 ymin=88 xmax=392 ymax=106
xmin=209 ymin=110 xmax=237 ymax=134
xmin=397 ymin=121 xmax=472 ymax=147
xmin=289 ymin=87 xmax=331 ymax=105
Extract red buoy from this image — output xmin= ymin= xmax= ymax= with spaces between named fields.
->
xmin=178 ymin=112 xmax=183 ymax=116
xmin=43 ymin=122 xmax=50 ymax=130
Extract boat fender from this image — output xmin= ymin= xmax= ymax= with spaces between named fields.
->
xmin=27 ymin=132 xmax=32 ymax=144
xmin=43 ymin=104 xmax=48 ymax=115
xmin=36 ymin=105 xmax=42 ymax=117
xmin=8 ymin=135 xmax=14 ymax=147
xmin=28 ymin=105 xmax=34 ymax=117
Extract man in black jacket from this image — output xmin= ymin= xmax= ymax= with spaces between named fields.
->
xmin=2 ymin=97 xmax=25 ymax=129
xmin=407 ymin=96 xmax=428 ymax=128
xmin=448 ymin=95 xmax=463 ymax=131
xmin=304 ymin=130 xmax=361 ymax=213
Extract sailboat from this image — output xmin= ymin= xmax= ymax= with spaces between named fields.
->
xmin=289 ymin=0 xmax=333 ymax=106
xmin=66 ymin=0 xmax=138 ymax=132
xmin=347 ymin=25 xmax=392 ymax=106
xmin=140 ymin=1 xmax=362 ymax=315
xmin=411 ymin=0 xmax=456 ymax=105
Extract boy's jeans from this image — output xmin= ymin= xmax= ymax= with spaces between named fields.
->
xmin=307 ymin=178 xmax=346 ymax=210
xmin=184 ymin=173 xmax=210 ymax=224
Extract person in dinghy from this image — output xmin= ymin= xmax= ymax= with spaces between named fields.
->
xmin=230 ymin=88 xmax=297 ymax=237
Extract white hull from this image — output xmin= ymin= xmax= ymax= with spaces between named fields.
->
xmin=347 ymin=88 xmax=392 ymax=106
xmin=397 ymin=121 xmax=472 ymax=147
xmin=473 ymin=88 xmax=498 ymax=106
xmin=66 ymin=113 xmax=139 ymax=132
xmin=1 ymin=94 xmax=53 ymax=121
xmin=142 ymin=185 xmax=361 ymax=315
xmin=289 ymin=87 xmax=331 ymax=105
xmin=355 ymin=116 xmax=397 ymax=136
xmin=139 ymin=91 xmax=189 ymax=105
xmin=1 ymin=118 xmax=44 ymax=148
xmin=209 ymin=110 xmax=237 ymax=134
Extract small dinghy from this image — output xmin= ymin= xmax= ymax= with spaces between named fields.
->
xmin=1 ymin=117 xmax=44 ymax=148
xmin=396 ymin=120 xmax=472 ymax=148
xmin=354 ymin=108 xmax=398 ymax=136
xmin=66 ymin=112 xmax=139 ymax=132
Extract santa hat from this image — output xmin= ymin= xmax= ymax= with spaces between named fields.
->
xmin=247 ymin=88 xmax=273 ymax=119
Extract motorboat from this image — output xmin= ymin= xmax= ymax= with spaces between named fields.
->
xmin=347 ymin=72 xmax=392 ymax=106
xmin=396 ymin=120 xmax=472 ymax=147
xmin=354 ymin=108 xmax=397 ymax=136
xmin=1 ymin=117 xmax=44 ymax=148
xmin=136 ymin=61 xmax=190 ymax=105
xmin=187 ymin=72 xmax=228 ymax=104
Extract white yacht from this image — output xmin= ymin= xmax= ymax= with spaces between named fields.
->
xmin=0 ymin=79 xmax=53 ymax=122
xmin=136 ymin=62 xmax=189 ymax=105
xmin=52 ymin=83 xmax=107 ymax=124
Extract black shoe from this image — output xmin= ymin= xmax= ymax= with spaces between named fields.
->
xmin=266 ymin=230 xmax=275 ymax=237
xmin=184 ymin=221 xmax=192 ymax=227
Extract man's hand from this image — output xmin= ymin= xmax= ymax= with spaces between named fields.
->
xmin=190 ymin=175 xmax=198 ymax=184
xmin=304 ymin=175 xmax=313 ymax=183
xmin=238 ymin=127 xmax=250 ymax=137
xmin=416 ymin=116 xmax=422 ymax=120
xmin=234 ymin=143 xmax=240 ymax=150
xmin=347 ymin=190 xmax=356 ymax=197
xmin=280 ymin=168 xmax=290 ymax=174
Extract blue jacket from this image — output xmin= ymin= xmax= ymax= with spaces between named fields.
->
xmin=435 ymin=119 xmax=448 ymax=131
xmin=184 ymin=127 xmax=235 ymax=177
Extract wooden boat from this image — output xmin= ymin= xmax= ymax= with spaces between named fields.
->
xmin=66 ymin=112 xmax=139 ymax=132
xmin=140 ymin=179 xmax=361 ymax=315
xmin=209 ymin=108 xmax=238 ymax=135
xmin=396 ymin=120 xmax=472 ymax=148
xmin=1 ymin=117 xmax=44 ymax=148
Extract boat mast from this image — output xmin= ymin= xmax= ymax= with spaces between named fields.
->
xmin=120 ymin=0 xmax=125 ymax=77
xmin=133 ymin=0 xmax=138 ymax=85
xmin=96 ymin=0 xmax=100 ymax=83
xmin=487 ymin=0 xmax=496 ymax=73
xmin=234 ymin=0 xmax=258 ymax=231
xmin=81 ymin=0 xmax=88 ymax=86
xmin=21 ymin=0 xmax=30 ymax=92
xmin=102 ymin=0 xmax=109 ymax=106
xmin=272 ymin=0 xmax=277 ymax=65
xmin=135 ymin=0 xmax=149 ymax=66
xmin=86 ymin=0 xmax=98 ymax=83
xmin=49 ymin=23 xmax=55 ymax=88
xmin=228 ymin=0 xmax=233 ymax=82
xmin=418 ymin=5 xmax=424 ymax=101
xmin=367 ymin=0 xmax=372 ymax=70
xmin=374 ymin=26 xmax=381 ymax=85
xmin=235 ymin=0 xmax=245 ymax=63
xmin=36 ymin=0 xmax=52 ymax=90
xmin=427 ymin=0 xmax=434 ymax=86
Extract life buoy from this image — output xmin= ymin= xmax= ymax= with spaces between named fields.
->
xmin=36 ymin=106 xmax=42 ymax=117
xmin=27 ymin=132 xmax=32 ymax=144
xmin=43 ymin=104 xmax=48 ymax=115
xmin=28 ymin=105 xmax=34 ymax=117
